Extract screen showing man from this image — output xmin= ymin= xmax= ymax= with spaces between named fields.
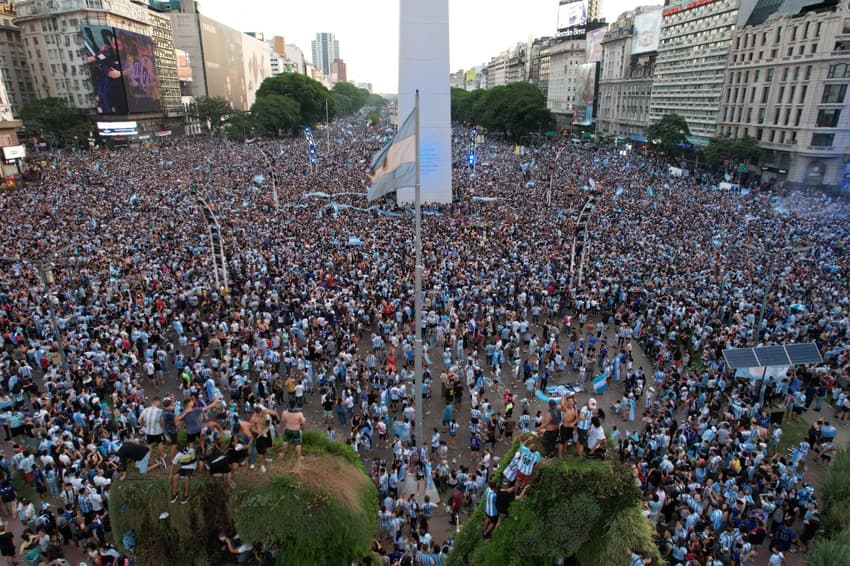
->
xmin=82 ymin=25 xmax=128 ymax=115
xmin=115 ymin=28 xmax=161 ymax=114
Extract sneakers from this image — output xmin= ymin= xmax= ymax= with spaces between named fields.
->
xmin=260 ymin=465 xmax=267 ymax=474
xmin=170 ymin=494 xmax=179 ymax=503
xmin=180 ymin=496 xmax=189 ymax=505
xmin=249 ymin=464 xmax=256 ymax=470
xmin=159 ymin=457 xmax=167 ymax=469
xmin=265 ymin=457 xmax=273 ymax=463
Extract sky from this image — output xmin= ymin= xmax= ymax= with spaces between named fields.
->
xmin=198 ymin=0 xmax=656 ymax=94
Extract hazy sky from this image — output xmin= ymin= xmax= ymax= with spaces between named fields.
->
xmin=198 ymin=0 xmax=657 ymax=93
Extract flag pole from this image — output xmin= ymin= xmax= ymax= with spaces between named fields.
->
xmin=413 ymin=89 xmax=424 ymax=456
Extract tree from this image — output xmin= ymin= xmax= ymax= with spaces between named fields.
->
xmin=450 ymin=84 xmax=553 ymax=139
xmin=704 ymin=135 xmax=761 ymax=170
xmin=647 ymin=113 xmax=690 ymax=159
xmin=20 ymin=97 xmax=90 ymax=146
xmin=223 ymin=110 xmax=258 ymax=142
xmin=250 ymin=94 xmax=301 ymax=137
xmin=332 ymin=82 xmax=368 ymax=116
xmin=192 ymin=96 xmax=231 ymax=134
xmin=256 ymin=73 xmax=336 ymax=125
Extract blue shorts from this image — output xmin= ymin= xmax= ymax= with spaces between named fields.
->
xmin=136 ymin=450 xmax=152 ymax=474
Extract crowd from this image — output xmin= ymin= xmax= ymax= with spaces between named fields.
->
xmin=0 ymin=112 xmax=845 ymax=565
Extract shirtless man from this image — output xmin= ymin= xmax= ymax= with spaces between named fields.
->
xmin=280 ymin=398 xmax=307 ymax=461
xmin=249 ymin=404 xmax=277 ymax=473
xmin=558 ymin=393 xmax=578 ymax=458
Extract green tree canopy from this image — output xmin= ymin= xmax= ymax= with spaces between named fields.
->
xmin=21 ymin=97 xmax=90 ymax=145
xmin=332 ymin=82 xmax=369 ymax=116
xmin=450 ymin=84 xmax=552 ymax=140
xmin=250 ymin=94 xmax=301 ymax=137
xmin=256 ymin=73 xmax=336 ymax=125
xmin=704 ymin=135 xmax=761 ymax=170
xmin=647 ymin=113 xmax=690 ymax=159
xmin=192 ymin=96 xmax=231 ymax=134
xmin=223 ymin=109 xmax=258 ymax=142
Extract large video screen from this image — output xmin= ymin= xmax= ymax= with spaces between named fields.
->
xmin=200 ymin=15 xmax=247 ymax=110
xmin=82 ymin=25 xmax=128 ymax=115
xmin=115 ymin=28 xmax=161 ymax=114
xmin=573 ymin=62 xmax=597 ymax=126
xmin=176 ymin=49 xmax=193 ymax=82
xmin=558 ymin=0 xmax=587 ymax=38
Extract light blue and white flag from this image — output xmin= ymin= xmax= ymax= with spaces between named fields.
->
xmin=367 ymin=107 xmax=416 ymax=201
xmin=593 ymin=372 xmax=608 ymax=394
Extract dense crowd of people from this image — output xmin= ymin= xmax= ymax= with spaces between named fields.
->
xmin=0 ymin=112 xmax=846 ymax=565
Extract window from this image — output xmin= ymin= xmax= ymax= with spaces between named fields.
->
xmin=791 ymin=27 xmax=797 ymax=41
xmin=754 ymin=69 xmax=760 ymax=82
xmin=784 ymin=108 xmax=791 ymax=125
xmin=827 ymin=63 xmax=850 ymax=78
xmin=787 ymin=47 xmax=793 ymax=57
xmin=770 ymin=130 xmax=776 ymax=143
xmin=757 ymin=128 xmax=763 ymax=141
xmin=795 ymin=108 xmax=803 ymax=127
xmin=747 ymin=108 xmax=753 ymax=122
xmin=775 ymin=27 xmax=782 ymax=43
xmin=804 ymin=22 xmax=810 ymax=39
xmin=761 ymin=87 xmax=769 ymax=103
xmin=816 ymin=108 xmax=841 ymax=127
xmin=762 ymin=33 xmax=767 ymax=46
xmin=805 ymin=65 xmax=812 ymax=80
xmin=793 ymin=66 xmax=799 ymax=81
xmin=822 ymin=84 xmax=847 ymax=103
xmin=778 ymin=86 xmax=785 ymax=102
xmin=771 ymin=48 xmax=778 ymax=58
xmin=766 ymin=68 xmax=774 ymax=82
xmin=800 ymin=85 xmax=807 ymax=103
xmin=774 ymin=107 xmax=781 ymax=124
xmin=811 ymin=133 xmax=834 ymax=147
xmin=758 ymin=108 xmax=765 ymax=124
xmin=782 ymin=68 xmax=788 ymax=82
xmin=811 ymin=43 xmax=818 ymax=54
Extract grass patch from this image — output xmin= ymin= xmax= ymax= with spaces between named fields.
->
xmin=777 ymin=416 xmax=809 ymax=453
xmin=448 ymin=436 xmax=660 ymax=565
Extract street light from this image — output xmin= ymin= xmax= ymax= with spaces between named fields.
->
xmin=547 ymin=144 xmax=568 ymax=206
xmin=258 ymin=148 xmax=280 ymax=212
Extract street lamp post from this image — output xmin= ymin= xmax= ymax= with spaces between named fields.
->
xmin=548 ymin=145 xmax=567 ymax=206
xmin=259 ymin=148 xmax=280 ymax=212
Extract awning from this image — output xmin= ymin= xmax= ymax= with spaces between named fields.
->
xmin=628 ymin=134 xmax=647 ymax=143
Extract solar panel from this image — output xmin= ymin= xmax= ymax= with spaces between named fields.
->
xmin=723 ymin=348 xmax=759 ymax=369
xmin=754 ymin=345 xmax=791 ymax=367
xmin=784 ymin=342 xmax=822 ymax=365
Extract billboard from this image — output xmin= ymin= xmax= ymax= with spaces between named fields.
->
xmin=585 ymin=27 xmax=605 ymax=63
xmin=115 ymin=28 xmax=161 ymax=114
xmin=573 ymin=62 xmax=597 ymax=126
xmin=558 ymin=0 xmax=587 ymax=38
xmin=82 ymin=25 xmax=128 ymax=114
xmin=175 ymin=48 xmax=192 ymax=82
xmin=2 ymin=145 xmax=25 ymax=160
xmin=241 ymin=34 xmax=272 ymax=110
xmin=96 ymin=121 xmax=138 ymax=136
xmin=200 ymin=15 xmax=247 ymax=110
xmin=632 ymin=8 xmax=663 ymax=55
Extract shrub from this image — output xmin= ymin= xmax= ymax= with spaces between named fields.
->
xmin=807 ymin=530 xmax=850 ymax=566
xmin=448 ymin=439 xmax=656 ymax=565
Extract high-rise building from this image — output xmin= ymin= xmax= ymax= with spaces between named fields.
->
xmin=597 ymin=6 xmax=661 ymax=140
xmin=485 ymin=43 xmax=528 ymax=88
xmin=542 ymin=37 xmax=586 ymax=125
xmin=588 ymin=0 xmax=603 ymax=22
xmin=311 ymin=32 xmax=339 ymax=78
xmin=718 ymin=1 xmax=850 ymax=189
xmin=649 ymin=0 xmax=744 ymax=146
xmin=330 ymin=57 xmax=347 ymax=83
xmin=147 ymin=8 xmax=182 ymax=117
xmin=0 ymin=2 xmax=35 ymax=118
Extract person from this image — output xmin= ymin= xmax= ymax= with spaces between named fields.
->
xmin=248 ymin=404 xmax=277 ymax=473
xmin=0 ymin=522 xmax=13 ymax=566
xmin=115 ymin=439 xmax=161 ymax=480
xmin=0 ymin=481 xmax=15 ymax=519
xmin=576 ymin=398 xmax=596 ymax=458
xmin=170 ymin=444 xmax=198 ymax=504
xmin=220 ymin=533 xmax=253 ymax=564
xmin=481 ymin=479 xmax=500 ymax=539
xmin=586 ymin=416 xmax=607 ymax=459
xmin=139 ymin=397 xmax=165 ymax=464
xmin=280 ymin=398 xmax=306 ymax=461
xmin=558 ymin=392 xmax=578 ymax=457
xmin=535 ymin=399 xmax=562 ymax=459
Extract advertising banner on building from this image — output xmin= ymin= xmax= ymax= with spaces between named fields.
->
xmin=573 ymin=62 xmax=597 ymax=126
xmin=632 ymin=8 xmax=663 ymax=55
xmin=585 ymin=27 xmax=605 ymax=63
xmin=81 ymin=25 xmax=128 ymax=115
xmin=115 ymin=28 xmax=161 ymax=114
xmin=200 ymin=15 xmax=247 ymax=110
xmin=557 ymin=0 xmax=587 ymax=39
xmin=241 ymin=34 xmax=272 ymax=110
xmin=176 ymin=49 xmax=192 ymax=82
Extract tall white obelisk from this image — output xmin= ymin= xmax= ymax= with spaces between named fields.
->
xmin=397 ymin=0 xmax=452 ymax=205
